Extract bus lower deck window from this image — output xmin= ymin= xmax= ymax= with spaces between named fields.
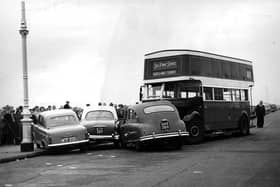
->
xmin=214 ymin=88 xmax=223 ymax=100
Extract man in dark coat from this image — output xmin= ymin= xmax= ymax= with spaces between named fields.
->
xmin=63 ymin=101 xmax=71 ymax=109
xmin=3 ymin=109 xmax=16 ymax=144
xmin=255 ymin=100 xmax=265 ymax=128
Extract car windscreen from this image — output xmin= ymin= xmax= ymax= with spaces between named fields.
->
xmin=143 ymin=105 xmax=175 ymax=114
xmin=47 ymin=115 xmax=78 ymax=128
xmin=85 ymin=110 xmax=114 ymax=121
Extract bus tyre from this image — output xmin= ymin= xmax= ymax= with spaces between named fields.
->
xmin=239 ymin=116 xmax=250 ymax=136
xmin=185 ymin=118 xmax=204 ymax=144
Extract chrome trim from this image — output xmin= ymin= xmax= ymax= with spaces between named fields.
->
xmin=89 ymin=135 xmax=119 ymax=140
xmin=48 ymin=139 xmax=89 ymax=147
xmin=139 ymin=131 xmax=189 ymax=142
xmin=113 ymin=135 xmax=120 ymax=140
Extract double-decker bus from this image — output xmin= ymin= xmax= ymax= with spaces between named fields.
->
xmin=140 ymin=49 xmax=254 ymax=144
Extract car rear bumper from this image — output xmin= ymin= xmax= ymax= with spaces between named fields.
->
xmin=89 ymin=134 xmax=119 ymax=141
xmin=47 ymin=139 xmax=89 ymax=148
xmin=139 ymin=131 xmax=189 ymax=142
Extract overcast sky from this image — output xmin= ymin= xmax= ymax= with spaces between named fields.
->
xmin=0 ymin=0 xmax=280 ymax=108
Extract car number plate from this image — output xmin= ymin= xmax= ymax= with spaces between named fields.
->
xmin=61 ymin=136 xmax=76 ymax=143
xmin=161 ymin=121 xmax=170 ymax=130
xmin=96 ymin=127 xmax=104 ymax=134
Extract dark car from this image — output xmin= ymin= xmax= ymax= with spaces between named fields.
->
xmin=119 ymin=101 xmax=188 ymax=150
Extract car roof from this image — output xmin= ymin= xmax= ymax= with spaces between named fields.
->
xmin=81 ymin=106 xmax=118 ymax=120
xmin=39 ymin=109 xmax=77 ymax=119
xmin=130 ymin=100 xmax=176 ymax=115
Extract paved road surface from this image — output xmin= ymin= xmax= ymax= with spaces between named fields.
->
xmin=1 ymin=111 xmax=280 ymax=187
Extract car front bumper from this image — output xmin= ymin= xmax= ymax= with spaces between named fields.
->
xmin=139 ymin=131 xmax=189 ymax=142
xmin=89 ymin=134 xmax=119 ymax=141
xmin=47 ymin=139 xmax=89 ymax=148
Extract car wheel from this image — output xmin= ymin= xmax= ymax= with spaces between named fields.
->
xmin=41 ymin=141 xmax=46 ymax=149
xmin=80 ymin=144 xmax=88 ymax=152
xmin=169 ymin=138 xmax=183 ymax=150
xmin=175 ymin=138 xmax=183 ymax=149
xmin=119 ymin=133 xmax=127 ymax=149
xmin=36 ymin=143 xmax=41 ymax=149
xmin=239 ymin=116 xmax=250 ymax=136
xmin=135 ymin=142 xmax=144 ymax=151
xmin=120 ymin=139 xmax=127 ymax=149
xmin=113 ymin=140 xmax=120 ymax=148
xmin=185 ymin=118 xmax=205 ymax=144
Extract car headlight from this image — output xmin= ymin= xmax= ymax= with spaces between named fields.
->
xmin=85 ymin=132 xmax=89 ymax=139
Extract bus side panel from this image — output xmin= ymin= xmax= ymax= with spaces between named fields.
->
xmin=204 ymin=101 xmax=236 ymax=131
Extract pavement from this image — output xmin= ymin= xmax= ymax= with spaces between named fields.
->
xmin=0 ymin=144 xmax=43 ymax=164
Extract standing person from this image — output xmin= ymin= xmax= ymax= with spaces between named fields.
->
xmin=0 ymin=109 xmax=5 ymax=145
xmin=64 ymin=101 xmax=71 ymax=109
xmin=255 ymin=100 xmax=266 ymax=128
xmin=14 ymin=106 xmax=23 ymax=144
xmin=3 ymin=108 xmax=16 ymax=144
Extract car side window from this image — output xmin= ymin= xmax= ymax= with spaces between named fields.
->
xmin=37 ymin=115 xmax=45 ymax=128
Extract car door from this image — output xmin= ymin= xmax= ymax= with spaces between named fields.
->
xmin=119 ymin=108 xmax=138 ymax=143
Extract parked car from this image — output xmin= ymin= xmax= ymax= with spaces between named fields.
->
xmin=32 ymin=109 xmax=89 ymax=151
xmin=119 ymin=101 xmax=189 ymax=150
xmin=270 ymin=104 xmax=277 ymax=112
xmin=80 ymin=106 xmax=119 ymax=146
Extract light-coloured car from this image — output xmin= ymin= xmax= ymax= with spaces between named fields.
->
xmin=32 ymin=109 xmax=89 ymax=151
xmin=80 ymin=106 xmax=119 ymax=146
xmin=119 ymin=101 xmax=189 ymax=150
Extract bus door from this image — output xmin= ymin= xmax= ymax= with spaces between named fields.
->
xmin=222 ymin=88 xmax=236 ymax=128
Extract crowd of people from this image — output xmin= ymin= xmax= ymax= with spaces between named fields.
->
xmin=0 ymin=105 xmax=23 ymax=145
xmin=0 ymin=101 xmax=129 ymax=146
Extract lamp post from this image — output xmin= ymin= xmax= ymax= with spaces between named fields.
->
xmin=19 ymin=1 xmax=34 ymax=152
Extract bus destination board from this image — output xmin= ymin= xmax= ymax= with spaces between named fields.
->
xmin=152 ymin=60 xmax=177 ymax=77
xmin=153 ymin=60 xmax=177 ymax=71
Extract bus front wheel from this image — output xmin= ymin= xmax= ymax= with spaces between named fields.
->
xmin=239 ymin=116 xmax=250 ymax=136
xmin=185 ymin=118 xmax=204 ymax=144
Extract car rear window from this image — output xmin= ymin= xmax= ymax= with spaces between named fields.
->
xmin=143 ymin=105 xmax=175 ymax=114
xmin=47 ymin=115 xmax=77 ymax=127
xmin=85 ymin=110 xmax=114 ymax=121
